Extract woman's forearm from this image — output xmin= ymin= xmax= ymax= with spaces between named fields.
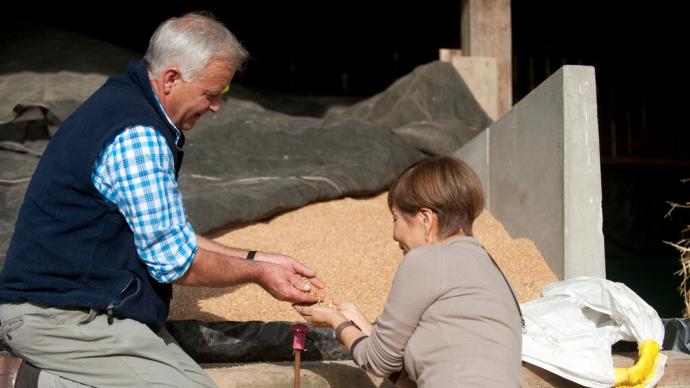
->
xmin=330 ymin=315 xmax=367 ymax=352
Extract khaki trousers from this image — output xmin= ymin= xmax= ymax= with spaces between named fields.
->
xmin=0 ymin=302 xmax=216 ymax=387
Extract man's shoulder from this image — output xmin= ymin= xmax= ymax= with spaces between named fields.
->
xmin=66 ymin=83 xmax=150 ymax=129
xmin=115 ymin=125 xmax=169 ymax=147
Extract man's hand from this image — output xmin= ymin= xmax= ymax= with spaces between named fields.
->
xmin=176 ymin=246 xmax=326 ymax=299
xmin=255 ymin=252 xmax=325 ymax=290
xmin=256 ymin=261 xmax=323 ymax=304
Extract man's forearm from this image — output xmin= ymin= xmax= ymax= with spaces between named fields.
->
xmin=196 ymin=234 xmax=248 ymax=259
xmin=174 ymin=246 xmax=264 ymax=287
xmin=177 ymin=235 xmax=322 ymax=304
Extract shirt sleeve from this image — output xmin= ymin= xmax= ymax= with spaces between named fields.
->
xmin=92 ymin=125 xmax=197 ymax=283
xmin=351 ymin=247 xmax=444 ymax=377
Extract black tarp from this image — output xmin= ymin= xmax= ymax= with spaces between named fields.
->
xmin=0 ymin=24 xmax=491 ymax=265
xmin=165 ymin=320 xmax=350 ymax=363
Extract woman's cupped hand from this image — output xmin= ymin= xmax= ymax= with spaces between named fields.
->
xmin=292 ymin=303 xmax=344 ymax=328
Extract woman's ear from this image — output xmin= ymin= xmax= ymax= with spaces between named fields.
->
xmin=417 ymin=208 xmax=436 ymax=243
xmin=418 ymin=208 xmax=435 ymax=229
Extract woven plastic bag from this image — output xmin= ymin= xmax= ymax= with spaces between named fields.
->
xmin=521 ymin=277 xmax=666 ymax=388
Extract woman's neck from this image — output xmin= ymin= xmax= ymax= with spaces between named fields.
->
xmin=430 ymin=230 xmax=466 ymax=245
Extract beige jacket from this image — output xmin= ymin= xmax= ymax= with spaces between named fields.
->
xmin=352 ymin=236 xmax=522 ymax=387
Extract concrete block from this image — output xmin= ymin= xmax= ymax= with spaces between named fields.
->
xmin=202 ymin=352 xmax=690 ymax=387
xmin=456 ymin=127 xmax=490 ymax=204
xmin=449 ymin=56 xmax=498 ymax=121
xmin=203 ymin=361 xmax=394 ymax=388
xmin=455 ymin=65 xmax=605 ymax=280
xmin=439 ymin=48 xmax=499 ymax=120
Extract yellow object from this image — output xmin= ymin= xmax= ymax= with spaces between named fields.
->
xmin=222 ymin=85 xmax=230 ymax=95
xmin=614 ymin=340 xmax=661 ymax=387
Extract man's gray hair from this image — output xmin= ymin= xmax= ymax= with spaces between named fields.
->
xmin=144 ymin=12 xmax=249 ymax=81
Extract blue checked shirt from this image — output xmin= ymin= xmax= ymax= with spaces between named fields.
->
xmin=92 ymin=124 xmax=197 ymax=284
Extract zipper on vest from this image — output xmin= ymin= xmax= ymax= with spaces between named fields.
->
xmin=105 ymin=277 xmax=139 ymax=325
xmin=106 ymin=281 xmax=125 ymax=325
xmin=106 ymin=303 xmax=114 ymax=324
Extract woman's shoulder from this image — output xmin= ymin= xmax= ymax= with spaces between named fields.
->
xmin=401 ymin=237 xmax=486 ymax=269
xmin=407 ymin=236 xmax=484 ymax=257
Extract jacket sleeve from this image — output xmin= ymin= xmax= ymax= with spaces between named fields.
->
xmin=351 ymin=247 xmax=445 ymax=376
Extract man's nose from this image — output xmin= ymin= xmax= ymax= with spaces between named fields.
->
xmin=209 ymin=101 xmax=222 ymax=113
xmin=209 ymin=96 xmax=223 ymax=113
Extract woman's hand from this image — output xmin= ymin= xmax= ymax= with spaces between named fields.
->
xmin=293 ymin=304 xmax=345 ymax=328
xmin=333 ymin=299 xmax=363 ymax=320
xmin=334 ymin=299 xmax=373 ymax=335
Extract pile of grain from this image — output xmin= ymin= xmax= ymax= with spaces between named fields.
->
xmin=169 ymin=193 xmax=557 ymax=322
xmin=474 ymin=213 xmax=558 ymax=303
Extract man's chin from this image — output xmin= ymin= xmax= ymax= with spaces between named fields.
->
xmin=181 ymin=118 xmax=200 ymax=131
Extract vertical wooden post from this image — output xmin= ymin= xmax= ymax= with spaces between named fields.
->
xmin=290 ymin=323 xmax=309 ymax=388
xmin=461 ymin=0 xmax=512 ymax=116
xmin=294 ymin=350 xmax=301 ymax=388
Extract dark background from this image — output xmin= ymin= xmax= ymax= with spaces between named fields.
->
xmin=5 ymin=1 xmax=689 ymax=316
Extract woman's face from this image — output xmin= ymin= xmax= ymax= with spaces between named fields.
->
xmin=391 ymin=207 xmax=426 ymax=254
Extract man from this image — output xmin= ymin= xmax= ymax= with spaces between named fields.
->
xmin=0 ymin=13 xmax=323 ymax=387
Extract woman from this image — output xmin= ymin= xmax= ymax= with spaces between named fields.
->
xmin=294 ymin=156 xmax=523 ymax=387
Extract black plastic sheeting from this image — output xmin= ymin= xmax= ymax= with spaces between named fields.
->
xmin=165 ymin=320 xmax=351 ymax=363
xmin=173 ymin=318 xmax=690 ymax=363
xmin=663 ymin=318 xmax=690 ymax=354
xmin=612 ymin=318 xmax=690 ymax=355
xmin=3 ymin=318 xmax=689 ymax=362
xmin=1 ymin=59 xmax=490 ymax=266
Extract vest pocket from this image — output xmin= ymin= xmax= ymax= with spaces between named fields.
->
xmin=106 ymin=276 xmax=142 ymax=323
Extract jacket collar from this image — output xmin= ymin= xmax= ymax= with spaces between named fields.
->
xmin=126 ymin=60 xmax=185 ymax=150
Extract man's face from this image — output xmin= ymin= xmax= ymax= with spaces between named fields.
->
xmin=167 ymin=60 xmax=235 ymax=131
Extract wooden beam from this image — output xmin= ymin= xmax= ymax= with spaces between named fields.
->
xmin=521 ymin=351 xmax=690 ymax=387
xmin=461 ymin=0 xmax=512 ymax=116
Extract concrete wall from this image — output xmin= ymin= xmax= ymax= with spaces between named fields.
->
xmin=455 ymin=65 xmax=605 ymax=280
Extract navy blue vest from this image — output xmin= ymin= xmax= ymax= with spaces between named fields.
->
xmin=0 ymin=61 xmax=184 ymax=331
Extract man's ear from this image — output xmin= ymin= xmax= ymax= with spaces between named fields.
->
xmin=162 ymin=67 xmax=182 ymax=94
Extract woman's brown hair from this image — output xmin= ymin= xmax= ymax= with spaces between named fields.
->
xmin=387 ymin=156 xmax=485 ymax=237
